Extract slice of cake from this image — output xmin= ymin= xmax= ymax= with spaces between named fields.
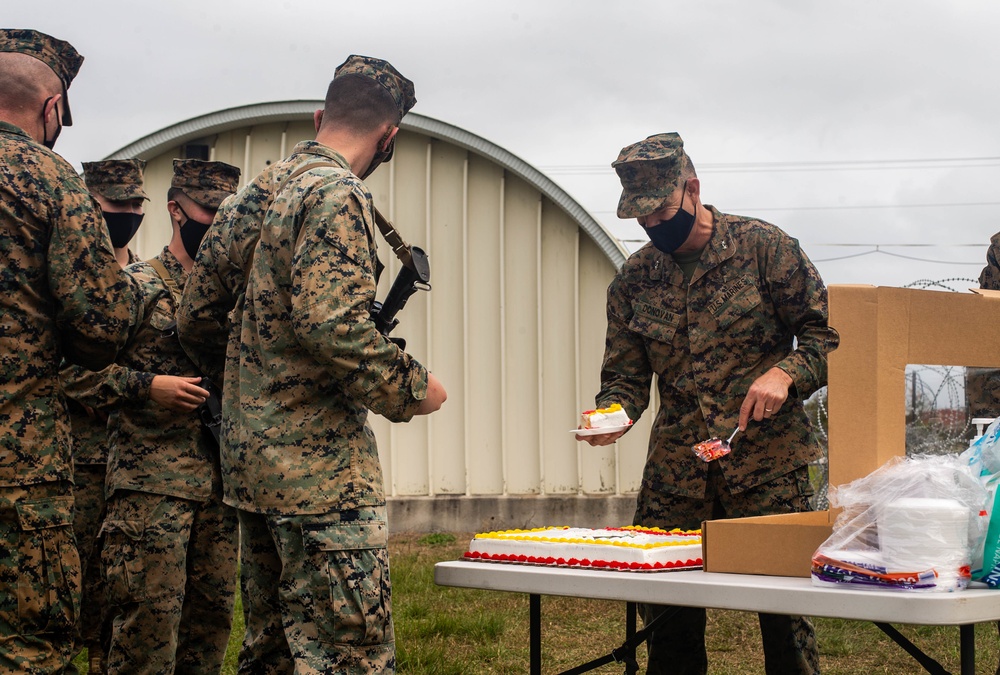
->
xmin=692 ymin=437 xmax=731 ymax=461
xmin=464 ymin=526 xmax=702 ymax=571
xmin=580 ymin=403 xmax=631 ymax=429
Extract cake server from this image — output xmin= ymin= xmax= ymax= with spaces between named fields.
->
xmin=692 ymin=427 xmax=739 ymax=462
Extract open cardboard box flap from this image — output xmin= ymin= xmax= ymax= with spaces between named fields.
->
xmin=703 ymin=285 xmax=1000 ymax=577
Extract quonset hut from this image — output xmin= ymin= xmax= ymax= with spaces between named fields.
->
xmin=109 ymin=102 xmax=656 ymax=531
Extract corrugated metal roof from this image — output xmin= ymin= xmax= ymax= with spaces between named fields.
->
xmin=107 ymin=101 xmax=626 ymax=268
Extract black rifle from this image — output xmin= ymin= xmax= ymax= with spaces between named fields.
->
xmin=369 ymin=208 xmax=431 ymax=351
xmin=162 ymin=318 xmax=223 ymax=447
xmin=197 ymin=377 xmax=223 ymax=447
xmin=370 ymin=246 xmax=430 ymax=349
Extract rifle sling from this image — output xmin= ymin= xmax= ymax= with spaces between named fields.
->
xmin=246 ymin=162 xmax=414 ymax=274
xmin=147 ymin=257 xmax=182 ymax=307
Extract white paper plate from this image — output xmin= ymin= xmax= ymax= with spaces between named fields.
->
xmin=570 ymin=423 xmax=632 ymax=437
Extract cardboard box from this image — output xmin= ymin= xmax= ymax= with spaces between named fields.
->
xmin=703 ymin=285 xmax=1000 ymax=577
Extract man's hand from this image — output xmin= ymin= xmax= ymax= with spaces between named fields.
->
xmin=415 ymin=373 xmax=447 ymax=415
xmin=150 ymin=375 xmax=209 ymax=412
xmin=81 ymin=403 xmax=109 ymax=423
xmin=738 ymin=366 xmax=793 ymax=430
xmin=576 ymin=428 xmax=628 ymax=446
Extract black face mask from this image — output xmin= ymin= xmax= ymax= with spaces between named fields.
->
xmin=40 ymin=96 xmax=62 ymax=150
xmin=360 ymin=128 xmax=396 ymax=180
xmin=104 ymin=212 xmax=144 ymax=248
xmin=177 ymin=205 xmax=212 ymax=259
xmin=645 ymin=184 xmax=695 ymax=254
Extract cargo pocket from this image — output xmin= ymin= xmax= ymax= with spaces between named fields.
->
xmin=100 ymin=518 xmax=147 ymax=604
xmin=14 ymin=496 xmax=80 ymax=635
xmin=302 ymin=519 xmax=392 ymax=650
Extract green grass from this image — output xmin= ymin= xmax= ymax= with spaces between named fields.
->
xmin=74 ymin=532 xmax=1000 ymax=674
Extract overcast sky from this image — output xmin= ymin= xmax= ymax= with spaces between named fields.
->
xmin=9 ymin=0 xmax=1000 ymax=289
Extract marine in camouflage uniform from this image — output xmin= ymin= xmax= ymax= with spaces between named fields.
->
xmin=60 ymin=158 xmax=147 ymax=675
xmin=218 ymin=56 xmax=445 ymax=673
xmin=967 ymin=235 xmax=1000 ymax=421
xmin=971 ymin=232 xmax=1000 ymax=675
xmin=97 ymin=159 xmax=241 ymax=675
xmin=0 ymin=29 xmax=134 ymax=674
xmin=176 ymin=130 xmax=391 ymax=675
xmin=585 ymin=133 xmax=839 ymax=675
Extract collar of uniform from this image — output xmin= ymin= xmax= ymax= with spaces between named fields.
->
xmin=287 ymin=140 xmax=351 ymax=171
xmin=646 ymin=246 xmax=687 ymax=287
xmin=700 ymin=206 xmax=736 ymax=267
xmin=157 ymin=245 xmax=188 ymax=284
xmin=647 ymin=206 xmax=733 ymax=286
xmin=0 ymin=120 xmax=31 ymax=140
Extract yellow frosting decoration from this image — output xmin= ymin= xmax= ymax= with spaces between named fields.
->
xmin=472 ymin=526 xmax=702 ymax=549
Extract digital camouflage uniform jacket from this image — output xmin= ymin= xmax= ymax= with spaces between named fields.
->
xmin=598 ymin=207 xmax=838 ymax=499
xmin=61 ymin=248 xmax=142 ymax=466
xmin=980 ymin=231 xmax=1000 ymax=290
xmin=0 ymin=121 xmax=133 ymax=487
xmin=177 ymin=141 xmax=342 ymax=384
xmin=101 ymin=248 xmax=220 ymax=501
xmin=234 ymin=143 xmax=428 ymax=515
xmin=177 ymin=141 xmax=359 ymax=508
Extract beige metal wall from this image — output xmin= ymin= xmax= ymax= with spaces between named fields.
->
xmin=129 ymin=120 xmax=653 ymax=498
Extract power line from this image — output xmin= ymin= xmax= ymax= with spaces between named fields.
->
xmin=539 ymin=155 xmax=1000 ymax=175
xmin=616 ymin=241 xmax=988 ymax=265
xmin=807 ymin=243 xmax=987 ymax=248
xmin=589 ymin=201 xmax=1000 ymax=215
xmin=617 ymin=240 xmax=989 ymax=247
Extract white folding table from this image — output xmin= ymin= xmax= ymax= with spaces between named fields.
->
xmin=435 ymin=560 xmax=1000 ymax=674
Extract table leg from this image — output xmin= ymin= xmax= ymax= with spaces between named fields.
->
xmin=874 ymin=622 xmax=948 ymax=675
xmin=625 ymin=603 xmax=638 ymax=675
xmin=959 ymin=623 xmax=975 ymax=675
xmin=530 ymin=593 xmax=541 ymax=675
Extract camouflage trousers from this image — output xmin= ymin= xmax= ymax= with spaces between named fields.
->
xmin=100 ymin=490 xmax=239 ymax=675
xmin=72 ymin=463 xmax=108 ymax=647
xmin=236 ymin=505 xmax=393 ymax=675
xmin=635 ymin=463 xmax=820 ymax=675
xmin=0 ymin=481 xmax=81 ymax=674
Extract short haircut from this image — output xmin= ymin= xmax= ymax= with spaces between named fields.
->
xmin=167 ymin=187 xmax=185 ymax=202
xmin=0 ymin=52 xmax=61 ymax=111
xmin=321 ymin=73 xmax=399 ymax=135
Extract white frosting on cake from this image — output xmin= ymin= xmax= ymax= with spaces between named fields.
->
xmin=465 ymin=526 xmax=702 ymax=571
xmin=581 ymin=404 xmax=631 ymax=429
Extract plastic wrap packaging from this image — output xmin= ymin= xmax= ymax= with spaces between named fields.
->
xmin=811 ymin=454 xmax=988 ymax=592
xmin=960 ymin=417 xmax=1000 ymax=586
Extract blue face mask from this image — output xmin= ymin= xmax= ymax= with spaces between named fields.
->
xmin=645 ymin=184 xmax=695 ymax=254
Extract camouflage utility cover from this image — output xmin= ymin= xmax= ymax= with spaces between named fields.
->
xmin=171 ymin=159 xmax=240 ymax=210
xmin=233 ymin=144 xmax=429 ymax=515
xmin=0 ymin=29 xmax=83 ymax=124
xmin=597 ymin=207 xmax=839 ymax=499
xmin=83 ymin=158 xmax=148 ymax=201
xmin=0 ymin=121 xmax=133 ymax=487
xmin=613 ymin=132 xmax=691 ymax=219
xmin=335 ymin=54 xmax=416 ymax=118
